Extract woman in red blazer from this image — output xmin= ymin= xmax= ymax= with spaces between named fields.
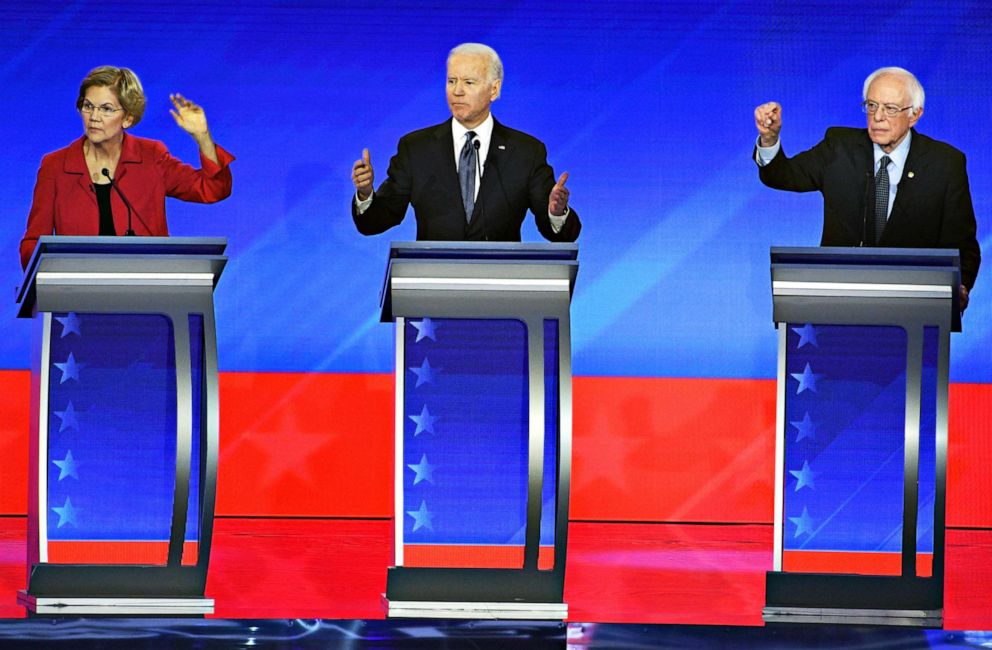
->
xmin=19 ymin=66 xmax=235 ymax=268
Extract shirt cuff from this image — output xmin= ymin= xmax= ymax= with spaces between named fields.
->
xmin=549 ymin=207 xmax=569 ymax=233
xmin=754 ymin=137 xmax=780 ymax=167
xmin=355 ymin=192 xmax=374 ymax=214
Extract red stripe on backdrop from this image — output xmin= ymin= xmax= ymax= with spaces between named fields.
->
xmin=571 ymin=377 xmax=776 ymax=523
xmin=46 ymin=541 xmax=199 ymax=565
xmin=946 ymin=383 xmax=992 ymax=528
xmin=782 ymin=550 xmax=932 ymax=576
xmin=1 ymin=371 xmax=991 ymax=527
xmin=402 ymin=544 xmax=556 ymax=569
xmin=216 ymin=372 xmax=394 ymax=518
xmin=0 ymin=371 xmax=28 ymax=515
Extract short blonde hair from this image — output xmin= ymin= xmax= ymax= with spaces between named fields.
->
xmin=76 ymin=66 xmax=146 ymax=126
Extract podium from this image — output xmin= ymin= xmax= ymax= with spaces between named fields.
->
xmin=764 ymin=246 xmax=960 ymax=627
xmin=379 ymin=241 xmax=578 ymax=619
xmin=14 ymin=236 xmax=226 ymax=615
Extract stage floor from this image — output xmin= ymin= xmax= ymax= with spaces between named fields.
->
xmin=1 ymin=619 xmax=992 ymax=649
xmin=3 ymin=518 xmax=992 ymax=629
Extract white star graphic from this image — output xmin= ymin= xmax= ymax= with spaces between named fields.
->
xmin=52 ymin=497 xmax=79 ymax=527
xmin=55 ymin=312 xmax=82 ymax=338
xmin=53 ymin=353 xmax=82 ymax=384
xmin=790 ymin=412 xmax=817 ymax=443
xmin=408 ymin=405 xmax=438 ymax=436
xmin=407 ymin=500 xmax=434 ymax=532
xmin=409 ymin=358 xmax=439 ymax=388
xmin=53 ymin=450 xmax=79 ymax=480
xmin=790 ymin=362 xmax=822 ymax=394
xmin=407 ymin=454 xmax=437 ymax=485
xmin=54 ymin=401 xmax=80 ymax=433
xmin=791 ymin=323 xmax=818 ymax=348
xmin=789 ymin=506 xmax=815 ymax=538
xmin=789 ymin=459 xmax=817 ymax=491
xmin=410 ymin=318 xmax=439 ymax=343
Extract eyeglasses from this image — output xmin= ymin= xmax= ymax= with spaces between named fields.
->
xmin=78 ymin=100 xmax=124 ymax=117
xmin=861 ymin=100 xmax=913 ymax=117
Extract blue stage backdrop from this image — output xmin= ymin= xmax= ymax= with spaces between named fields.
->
xmin=1 ymin=0 xmax=989 ymax=384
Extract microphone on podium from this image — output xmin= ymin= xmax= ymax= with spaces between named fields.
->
xmin=473 ymin=138 xmax=488 ymax=240
xmin=101 ymin=168 xmax=136 ymax=236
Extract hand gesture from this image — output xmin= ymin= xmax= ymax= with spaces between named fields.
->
xmin=549 ymin=172 xmax=570 ymax=216
xmin=170 ymin=93 xmax=210 ymax=140
xmin=352 ymin=149 xmax=374 ymax=200
xmin=754 ymin=101 xmax=782 ymax=147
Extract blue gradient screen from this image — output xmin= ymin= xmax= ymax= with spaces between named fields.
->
xmin=2 ymin=1 xmax=989 ymax=383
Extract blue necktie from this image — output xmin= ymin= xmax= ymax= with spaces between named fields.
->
xmin=872 ymin=155 xmax=891 ymax=245
xmin=459 ymin=131 xmax=477 ymax=222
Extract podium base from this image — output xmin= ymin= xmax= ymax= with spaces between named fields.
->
xmin=383 ymin=595 xmax=567 ymax=620
xmin=763 ymin=606 xmax=942 ymax=627
xmin=18 ymin=591 xmax=214 ymax=616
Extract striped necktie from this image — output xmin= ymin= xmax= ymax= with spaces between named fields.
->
xmin=459 ymin=131 xmax=477 ymax=222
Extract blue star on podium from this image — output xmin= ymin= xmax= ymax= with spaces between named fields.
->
xmin=790 ymin=412 xmax=817 ymax=442
xmin=54 ymin=401 xmax=80 ymax=433
xmin=410 ymin=318 xmax=439 ymax=342
xmin=55 ymin=312 xmax=82 ymax=338
xmin=789 ymin=460 xmax=817 ymax=491
xmin=791 ymin=323 xmax=818 ymax=348
xmin=789 ymin=506 xmax=815 ymax=538
xmin=53 ymin=450 xmax=79 ymax=480
xmin=407 ymin=454 xmax=437 ymax=485
xmin=409 ymin=358 xmax=439 ymax=388
xmin=54 ymin=353 xmax=82 ymax=384
xmin=407 ymin=500 xmax=434 ymax=532
xmin=409 ymin=405 xmax=438 ymax=436
xmin=790 ymin=362 xmax=822 ymax=394
xmin=52 ymin=497 xmax=79 ymax=528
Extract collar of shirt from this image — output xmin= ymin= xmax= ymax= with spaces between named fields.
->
xmin=452 ymin=113 xmax=494 ymax=171
xmin=873 ymin=129 xmax=912 ymax=187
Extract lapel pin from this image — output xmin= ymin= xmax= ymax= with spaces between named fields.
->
xmin=498 ymin=145 xmax=506 ymax=150
xmin=907 ymin=171 xmax=915 ymax=179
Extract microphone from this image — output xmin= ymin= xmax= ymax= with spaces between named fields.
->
xmin=473 ymin=139 xmax=487 ymax=240
xmin=101 ymin=168 xmax=136 ymax=236
xmin=861 ymin=171 xmax=873 ymax=247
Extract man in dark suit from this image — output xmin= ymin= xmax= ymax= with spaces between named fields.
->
xmin=753 ymin=67 xmax=980 ymax=309
xmin=351 ymin=43 xmax=580 ymax=242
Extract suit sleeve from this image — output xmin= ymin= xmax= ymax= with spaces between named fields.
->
xmin=756 ymin=130 xmax=834 ymax=193
xmin=528 ymin=141 xmax=581 ymax=242
xmin=352 ymin=138 xmax=413 ymax=235
xmin=940 ymin=153 xmax=981 ymax=289
xmin=20 ymin=157 xmax=58 ymax=269
xmin=159 ymin=141 xmax=235 ymax=203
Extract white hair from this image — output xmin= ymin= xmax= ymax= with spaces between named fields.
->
xmin=448 ymin=43 xmax=504 ymax=84
xmin=863 ymin=66 xmax=925 ymax=114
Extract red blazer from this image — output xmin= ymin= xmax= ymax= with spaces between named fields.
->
xmin=20 ymin=132 xmax=235 ymax=268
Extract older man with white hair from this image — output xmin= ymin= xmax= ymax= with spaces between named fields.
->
xmin=351 ymin=43 xmax=580 ymax=243
xmin=753 ymin=67 xmax=980 ymax=309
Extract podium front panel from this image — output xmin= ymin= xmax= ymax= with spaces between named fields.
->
xmin=779 ymin=323 xmax=937 ymax=576
xmin=397 ymin=317 xmax=558 ymax=570
xmin=43 ymin=313 xmax=186 ymax=565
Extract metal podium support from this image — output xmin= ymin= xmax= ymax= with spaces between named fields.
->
xmin=380 ymin=241 xmax=578 ymax=620
xmin=764 ymin=247 xmax=960 ymax=627
xmin=14 ymin=236 xmax=226 ymax=616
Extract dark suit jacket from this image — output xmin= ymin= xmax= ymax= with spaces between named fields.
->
xmin=353 ymin=118 xmax=580 ymax=242
xmin=21 ymin=133 xmax=235 ymax=268
xmin=757 ymin=127 xmax=980 ymax=289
